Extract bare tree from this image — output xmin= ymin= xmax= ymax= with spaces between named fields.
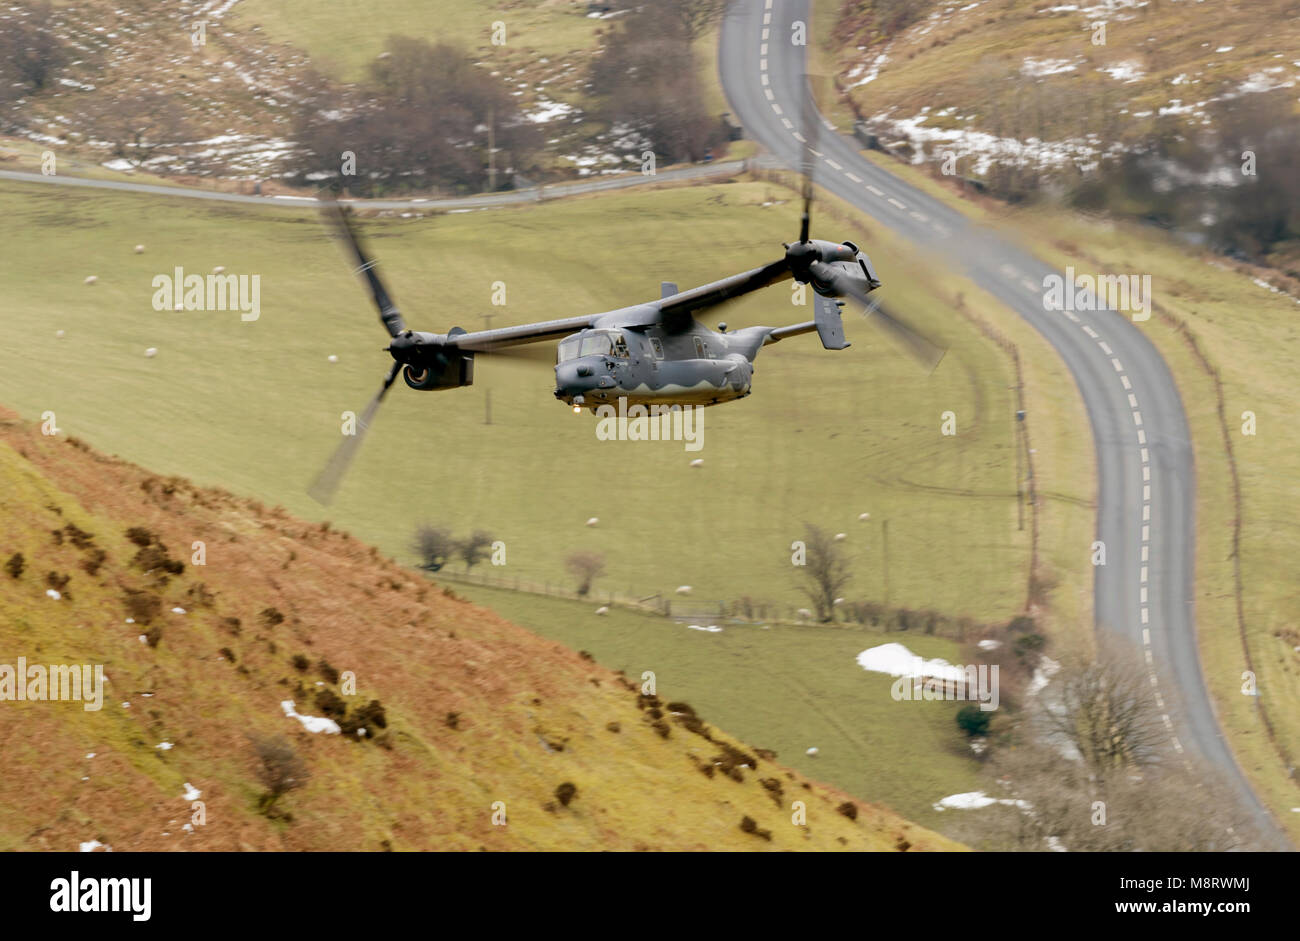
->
xmin=565 ymin=551 xmax=606 ymax=596
xmin=81 ymin=90 xmax=191 ymax=167
xmin=666 ymin=0 xmax=725 ymax=41
xmin=457 ymin=530 xmax=494 ymax=572
xmin=589 ymin=6 xmax=727 ymax=164
xmin=252 ymin=736 xmax=309 ymax=814
xmin=948 ymin=740 xmax=1266 ymax=852
xmin=290 ymin=38 xmax=539 ymax=194
xmin=796 ymin=523 xmax=851 ymax=622
xmin=1039 ymin=635 xmax=1167 ymax=779
xmin=945 ymin=633 xmax=1268 ymax=850
xmin=412 ymin=524 xmax=455 ymax=572
xmin=0 ymin=1 xmax=67 ymax=96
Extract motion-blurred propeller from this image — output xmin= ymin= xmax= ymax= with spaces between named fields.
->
xmin=307 ymin=361 xmax=401 ymax=505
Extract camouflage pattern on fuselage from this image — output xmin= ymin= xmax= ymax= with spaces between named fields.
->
xmin=552 ymin=313 xmax=772 ymax=410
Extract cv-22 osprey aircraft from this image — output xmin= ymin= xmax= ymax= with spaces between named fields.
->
xmin=310 ymin=152 xmax=945 ymax=504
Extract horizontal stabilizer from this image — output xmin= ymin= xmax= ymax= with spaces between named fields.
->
xmin=814 ymin=293 xmax=850 ymax=350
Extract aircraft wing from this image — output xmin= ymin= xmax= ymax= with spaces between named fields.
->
xmin=445 ymin=314 xmax=603 ymax=352
xmin=443 ymin=258 xmax=793 ymax=350
xmin=656 ymin=259 xmax=792 ymax=327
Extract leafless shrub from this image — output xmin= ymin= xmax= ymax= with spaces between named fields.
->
xmin=565 ymin=551 xmax=606 ymax=596
xmin=796 ymin=523 xmax=851 ymax=622
xmin=252 ymin=736 xmax=309 ymax=814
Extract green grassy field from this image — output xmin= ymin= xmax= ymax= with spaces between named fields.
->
xmin=0 ymin=177 xmax=1032 ymax=625
xmin=453 ymin=581 xmax=985 ymax=830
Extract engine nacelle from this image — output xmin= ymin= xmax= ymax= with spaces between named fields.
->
xmin=403 ymin=350 xmax=474 ymax=391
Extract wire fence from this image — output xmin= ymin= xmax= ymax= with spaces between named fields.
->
xmin=426 ymin=566 xmax=995 ymax=640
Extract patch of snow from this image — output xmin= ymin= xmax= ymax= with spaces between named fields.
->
xmin=856 ymin=642 xmax=966 ymax=681
xmin=1023 ymin=57 xmax=1078 ymax=78
xmin=847 ymin=50 xmax=890 ymax=88
xmin=526 ymin=97 xmax=575 ymax=124
xmin=281 ymin=699 xmax=341 ymax=734
xmin=1098 ymin=61 xmax=1145 ymax=83
xmin=933 ymin=791 xmax=1031 ymax=811
xmin=1027 ymin=655 xmax=1061 ymax=695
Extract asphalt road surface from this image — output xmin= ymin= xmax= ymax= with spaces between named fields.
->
xmin=719 ymin=0 xmax=1286 ymax=846
xmin=0 ymin=158 xmax=745 ymax=210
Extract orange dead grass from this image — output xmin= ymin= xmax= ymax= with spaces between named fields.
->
xmin=0 ymin=409 xmax=960 ymax=851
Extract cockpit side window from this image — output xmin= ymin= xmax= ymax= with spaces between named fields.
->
xmin=612 ymin=335 xmax=629 ymax=358
xmin=579 ymin=333 xmax=614 ymax=357
xmin=557 ymin=337 xmax=581 ymax=363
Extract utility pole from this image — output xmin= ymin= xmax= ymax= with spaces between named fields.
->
xmin=484 ymin=311 xmax=494 ymax=425
xmin=487 ymin=106 xmax=496 ymax=192
xmin=881 ymin=518 xmax=891 ymax=605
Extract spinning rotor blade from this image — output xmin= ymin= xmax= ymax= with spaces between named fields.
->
xmin=324 ymin=203 xmax=407 ymax=338
xmin=862 ymin=295 xmax=946 ymax=373
xmin=798 ymin=72 xmax=818 ymax=244
xmin=811 ymin=262 xmax=946 ymax=372
xmin=308 ymin=361 xmax=402 ymax=505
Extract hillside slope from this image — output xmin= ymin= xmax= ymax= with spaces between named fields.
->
xmin=828 ymin=0 xmax=1300 ymax=189
xmin=0 ymin=410 xmax=958 ymax=851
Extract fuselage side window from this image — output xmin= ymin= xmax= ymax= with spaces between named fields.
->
xmin=649 ymin=337 xmax=664 ymax=360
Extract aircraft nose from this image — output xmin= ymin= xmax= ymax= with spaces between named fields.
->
xmin=555 ymin=361 xmax=580 ymax=388
xmin=554 ymin=360 xmax=610 ymax=400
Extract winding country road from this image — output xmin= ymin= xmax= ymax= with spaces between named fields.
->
xmin=719 ymin=0 xmax=1285 ymax=845
xmin=0 ymin=3 xmax=1283 ymax=844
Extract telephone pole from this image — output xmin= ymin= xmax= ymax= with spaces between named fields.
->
xmin=487 ymin=106 xmax=496 ymax=192
xmin=484 ymin=311 xmax=494 ymax=425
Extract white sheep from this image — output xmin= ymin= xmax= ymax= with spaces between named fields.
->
xmin=858 ymin=512 xmax=871 ymax=521
xmin=806 ymin=747 xmax=819 ymax=757
xmin=585 ymin=517 xmax=599 ymax=527
xmin=84 ymin=275 xmax=97 ymax=285
xmin=134 ymin=244 xmax=144 ymax=254
xmin=689 ymin=458 xmax=704 ymax=468
xmin=675 ymin=585 xmax=692 ymax=595
xmin=145 ymin=347 xmax=158 ymax=358
xmin=327 ymin=354 xmax=339 ymax=363
xmin=595 ymin=606 xmax=609 ymax=616
xmin=834 ymin=532 xmax=847 ymax=541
